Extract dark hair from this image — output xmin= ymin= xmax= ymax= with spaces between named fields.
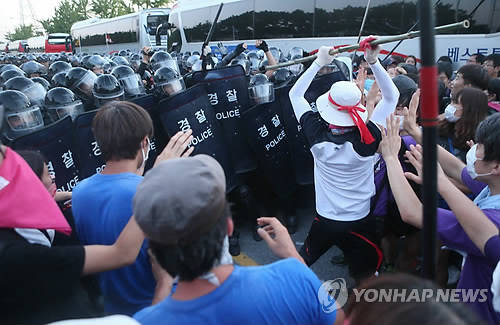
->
xmin=472 ymin=53 xmax=486 ymax=65
xmin=457 ymin=64 xmax=490 ymax=90
xmin=150 ymin=203 xmax=230 ymax=281
xmin=476 ymin=113 xmax=500 ymax=162
xmin=406 ymin=55 xmax=417 ymax=65
xmin=485 ymin=54 xmax=500 ymax=68
xmin=92 ymin=101 xmax=153 ymax=162
xmin=438 ymin=61 xmax=452 ymax=80
xmin=437 ymin=56 xmax=452 ymax=64
xmin=488 ymin=78 xmax=500 ymax=101
xmin=345 ymin=273 xmax=480 ymax=325
xmin=16 ymin=150 xmax=46 ymax=179
xmin=441 ymin=88 xmax=489 ymax=151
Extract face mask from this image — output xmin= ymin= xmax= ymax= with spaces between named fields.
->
xmin=444 ymin=104 xmax=460 ymax=123
xmin=139 ymin=137 xmax=151 ymax=171
xmin=466 ymin=144 xmax=492 ymax=179
xmin=398 ymin=115 xmax=405 ymax=131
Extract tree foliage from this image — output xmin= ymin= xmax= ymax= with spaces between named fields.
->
xmin=40 ymin=0 xmax=90 ymax=34
xmin=4 ymin=24 xmax=39 ymax=41
xmin=39 ymin=0 xmax=171 ymax=34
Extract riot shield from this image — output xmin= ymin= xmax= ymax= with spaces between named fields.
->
xmin=240 ymin=101 xmax=296 ymax=199
xmin=11 ymin=116 xmax=80 ymax=192
xmin=190 ymin=65 xmax=257 ymax=174
xmin=278 ymin=70 xmax=348 ymax=185
xmin=155 ymin=84 xmax=239 ymax=192
xmin=131 ymin=94 xmax=164 ymax=173
xmin=73 ymin=110 xmax=106 ymax=180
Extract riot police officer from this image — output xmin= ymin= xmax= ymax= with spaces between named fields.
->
xmin=92 ymin=74 xmax=125 ymax=107
xmin=0 ymin=90 xmax=44 ymax=143
xmin=45 ymin=87 xmax=84 ymax=123
xmin=65 ymin=67 xmax=98 ymax=109
xmin=21 ymin=60 xmax=47 ymax=78
xmin=4 ymin=76 xmax=46 ymax=107
xmin=49 ymin=61 xmax=72 ymax=79
xmin=85 ymin=55 xmax=107 ymax=75
xmin=111 ymin=65 xmax=146 ymax=99
xmin=248 ymin=73 xmax=275 ymax=105
xmin=153 ymin=66 xmax=185 ymax=98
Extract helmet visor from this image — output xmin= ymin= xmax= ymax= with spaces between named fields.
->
xmin=7 ymin=107 xmax=44 ymax=131
xmin=73 ymin=72 xmax=97 ymax=99
xmin=160 ymin=77 xmax=185 ymax=96
xmin=23 ymin=83 xmax=47 ymax=107
xmin=48 ymin=101 xmax=84 ymax=122
xmin=152 ymin=59 xmax=180 ymax=73
xmin=249 ymin=83 xmax=275 ymax=104
xmin=120 ymin=74 xmax=146 ymax=97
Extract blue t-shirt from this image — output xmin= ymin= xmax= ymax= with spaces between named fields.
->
xmin=72 ymin=172 xmax=155 ymax=316
xmin=134 ymin=258 xmax=336 ymax=325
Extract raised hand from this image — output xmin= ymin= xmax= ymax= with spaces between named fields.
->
xmin=153 ymin=130 xmax=194 ymax=167
xmin=380 ymin=114 xmax=402 ymax=160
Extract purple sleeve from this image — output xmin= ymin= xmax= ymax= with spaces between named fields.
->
xmin=485 ymin=236 xmax=500 ymax=265
xmin=461 ymin=167 xmax=487 ymax=197
xmin=437 ymin=208 xmax=483 ymax=256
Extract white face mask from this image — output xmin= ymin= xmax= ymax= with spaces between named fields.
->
xmin=398 ymin=115 xmax=405 ymax=131
xmin=140 ymin=137 xmax=151 ymax=171
xmin=444 ymin=104 xmax=460 ymax=123
xmin=466 ymin=144 xmax=492 ymax=179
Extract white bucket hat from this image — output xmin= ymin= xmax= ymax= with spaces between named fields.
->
xmin=316 ymin=81 xmax=374 ymax=144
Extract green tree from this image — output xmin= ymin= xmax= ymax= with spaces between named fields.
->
xmin=91 ymin=0 xmax=133 ymax=18
xmin=5 ymin=24 xmax=37 ymax=41
xmin=41 ymin=0 xmax=90 ymax=34
xmin=130 ymin=0 xmax=171 ymax=10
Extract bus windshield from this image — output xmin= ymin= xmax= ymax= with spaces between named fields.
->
xmin=48 ymin=37 xmax=67 ymax=45
xmin=147 ymin=15 xmax=170 ymax=35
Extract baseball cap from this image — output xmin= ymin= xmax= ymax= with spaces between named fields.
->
xmin=133 ymin=154 xmax=227 ymax=245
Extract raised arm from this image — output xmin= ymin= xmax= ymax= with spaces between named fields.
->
xmin=364 ymin=38 xmax=399 ymax=127
xmin=289 ymin=46 xmax=333 ymax=122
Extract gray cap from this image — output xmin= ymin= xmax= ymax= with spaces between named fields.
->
xmin=133 ymin=154 xmax=226 ymax=245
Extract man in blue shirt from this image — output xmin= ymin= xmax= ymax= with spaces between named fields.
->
xmin=72 ymin=101 xmax=193 ymax=315
xmin=132 ymin=155 xmax=343 ymax=325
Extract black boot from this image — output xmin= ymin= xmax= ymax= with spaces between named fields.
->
xmin=229 ymin=231 xmax=240 ymax=256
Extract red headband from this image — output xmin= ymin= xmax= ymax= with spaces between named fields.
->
xmin=328 ymin=93 xmax=375 ymax=144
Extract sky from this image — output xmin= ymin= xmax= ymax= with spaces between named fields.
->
xmin=0 ymin=0 xmax=60 ymax=40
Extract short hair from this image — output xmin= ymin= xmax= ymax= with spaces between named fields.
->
xmin=488 ymin=78 xmax=500 ymax=101
xmin=476 ymin=113 xmax=500 ymax=162
xmin=438 ymin=61 xmax=452 ymax=80
xmin=16 ymin=150 xmax=46 ymax=179
xmin=150 ymin=203 xmax=230 ymax=281
xmin=457 ymin=64 xmax=490 ymax=90
xmin=485 ymin=54 xmax=500 ymax=67
xmin=471 ymin=53 xmax=485 ymax=65
xmin=437 ymin=56 xmax=452 ymax=64
xmin=92 ymin=101 xmax=153 ymax=162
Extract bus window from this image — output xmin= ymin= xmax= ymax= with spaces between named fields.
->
xmin=254 ymin=0 xmax=313 ymax=39
xmin=168 ymin=13 xmax=182 ymax=50
xmin=147 ymin=15 xmax=170 ymax=35
xmin=181 ymin=7 xmax=210 ymax=42
xmin=456 ymin=0 xmax=498 ymax=34
xmin=213 ymin=1 xmax=254 ymax=41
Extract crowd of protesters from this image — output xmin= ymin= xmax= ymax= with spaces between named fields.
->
xmin=0 ymin=34 xmax=499 ymax=325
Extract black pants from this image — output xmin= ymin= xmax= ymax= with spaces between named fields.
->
xmin=299 ymin=213 xmax=383 ymax=282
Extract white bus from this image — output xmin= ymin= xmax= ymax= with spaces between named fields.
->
xmin=168 ymin=0 xmax=500 ymax=66
xmin=71 ymin=8 xmax=171 ymax=54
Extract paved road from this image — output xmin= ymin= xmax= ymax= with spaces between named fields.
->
xmin=232 ymin=206 xmax=354 ymax=286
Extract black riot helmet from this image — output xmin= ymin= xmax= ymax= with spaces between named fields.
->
xmin=112 ymin=56 xmax=129 ymax=66
xmin=51 ymin=71 xmax=68 ymax=88
xmin=153 ymin=66 xmax=185 ymax=98
xmin=31 ymin=77 xmax=50 ymax=91
xmin=0 ymin=69 xmax=25 ymax=89
xmin=21 ymin=60 xmax=47 ymax=78
xmin=5 ymin=76 xmax=47 ymax=107
xmin=0 ymin=90 xmax=44 ymax=141
xmin=0 ymin=64 xmax=24 ymax=75
xmin=80 ymin=55 xmax=91 ymax=68
xmin=249 ymin=73 xmax=275 ymax=105
xmin=230 ymin=59 xmax=250 ymax=76
xmin=45 ymin=87 xmax=84 ymax=122
xmin=111 ymin=65 xmax=145 ymax=98
xmin=104 ymin=60 xmax=117 ymax=74
xmin=85 ymin=55 xmax=107 ymax=74
xmin=392 ymin=75 xmax=418 ymax=109
xmin=150 ymin=51 xmax=179 ymax=73
xmin=92 ymin=74 xmax=124 ymax=106
xmin=49 ymin=61 xmax=72 ymax=78
xmin=65 ymin=67 xmax=98 ymax=103
xmin=129 ymin=54 xmax=141 ymax=72
xmin=271 ymin=68 xmax=294 ymax=89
